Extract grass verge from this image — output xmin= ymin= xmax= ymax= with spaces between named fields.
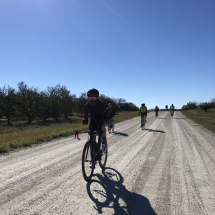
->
xmin=181 ymin=109 xmax=215 ymax=133
xmin=0 ymin=111 xmax=139 ymax=153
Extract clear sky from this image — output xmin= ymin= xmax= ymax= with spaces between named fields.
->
xmin=0 ymin=0 xmax=214 ymax=109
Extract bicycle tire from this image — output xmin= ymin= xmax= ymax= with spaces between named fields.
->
xmin=82 ymin=141 xmax=95 ymax=182
xmin=99 ymin=143 xmax=108 ymax=169
xmin=141 ymin=117 xmax=145 ymax=129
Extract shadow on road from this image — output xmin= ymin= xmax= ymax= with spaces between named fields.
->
xmin=112 ymin=131 xmax=129 ymax=137
xmin=86 ymin=167 xmax=157 ymax=215
xmin=172 ymin=118 xmax=186 ymax=119
xmin=145 ymin=129 xmax=165 ymax=133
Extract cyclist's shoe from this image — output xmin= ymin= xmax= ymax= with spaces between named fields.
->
xmin=102 ymin=143 xmax=107 ymax=153
xmin=89 ymin=162 xmax=92 ymax=168
xmin=89 ymin=161 xmax=97 ymax=168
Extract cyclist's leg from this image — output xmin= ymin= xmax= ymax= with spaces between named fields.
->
xmin=101 ymin=120 xmax=107 ymax=138
xmin=101 ymin=120 xmax=108 ymax=152
xmin=140 ymin=114 xmax=143 ymax=126
xmin=89 ymin=120 xmax=97 ymax=153
xmin=112 ymin=116 xmax=115 ymax=125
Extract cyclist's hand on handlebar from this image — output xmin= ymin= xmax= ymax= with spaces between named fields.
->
xmin=83 ymin=119 xmax=88 ymax=125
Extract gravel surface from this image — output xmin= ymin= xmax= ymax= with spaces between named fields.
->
xmin=1 ymin=111 xmax=215 ymax=215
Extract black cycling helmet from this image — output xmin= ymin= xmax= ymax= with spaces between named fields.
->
xmin=141 ymin=103 xmax=145 ymax=106
xmin=108 ymin=103 xmax=112 ymax=107
xmin=87 ymin=88 xmax=99 ymax=97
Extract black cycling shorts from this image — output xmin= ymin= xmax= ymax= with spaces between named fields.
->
xmin=89 ymin=118 xmax=102 ymax=131
xmin=141 ymin=112 xmax=147 ymax=117
xmin=103 ymin=117 xmax=110 ymax=125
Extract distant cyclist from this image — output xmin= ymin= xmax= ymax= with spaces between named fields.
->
xmin=83 ymin=88 xmax=108 ymax=153
xmin=139 ymin=103 xmax=147 ymax=126
xmin=105 ymin=103 xmax=115 ymax=128
xmin=165 ymin=105 xmax=168 ymax=111
xmin=155 ymin=106 xmax=159 ymax=117
xmin=170 ymin=104 xmax=175 ymax=115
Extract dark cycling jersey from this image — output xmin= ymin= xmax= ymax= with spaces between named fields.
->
xmin=106 ymin=107 xmax=115 ymax=119
xmin=83 ymin=100 xmax=106 ymax=130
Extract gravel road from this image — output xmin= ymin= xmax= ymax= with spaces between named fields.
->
xmin=1 ymin=111 xmax=215 ymax=215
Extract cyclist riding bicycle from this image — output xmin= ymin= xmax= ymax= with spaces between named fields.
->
xmin=170 ymin=104 xmax=175 ymax=115
xmin=83 ymin=88 xmax=108 ymax=154
xmin=165 ymin=105 xmax=168 ymax=111
xmin=139 ymin=103 xmax=147 ymax=126
xmin=106 ymin=103 xmax=115 ymax=129
xmin=155 ymin=106 xmax=159 ymax=116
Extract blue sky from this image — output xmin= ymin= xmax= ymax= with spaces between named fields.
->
xmin=0 ymin=0 xmax=214 ymax=109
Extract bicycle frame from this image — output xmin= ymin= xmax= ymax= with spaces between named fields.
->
xmin=75 ymin=130 xmax=103 ymax=168
xmin=170 ymin=110 xmax=174 ymax=116
xmin=140 ymin=114 xmax=145 ymax=129
xmin=155 ymin=110 xmax=158 ymax=117
xmin=108 ymin=118 xmax=114 ymax=132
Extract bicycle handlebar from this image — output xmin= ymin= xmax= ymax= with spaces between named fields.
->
xmin=74 ymin=129 xmax=102 ymax=141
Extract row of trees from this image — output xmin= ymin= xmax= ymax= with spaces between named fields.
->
xmin=182 ymin=98 xmax=215 ymax=112
xmin=0 ymin=82 xmax=138 ymax=125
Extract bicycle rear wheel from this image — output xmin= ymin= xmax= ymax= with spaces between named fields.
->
xmin=141 ymin=117 xmax=145 ymax=129
xmin=82 ymin=141 xmax=95 ymax=182
xmin=99 ymin=143 xmax=108 ymax=169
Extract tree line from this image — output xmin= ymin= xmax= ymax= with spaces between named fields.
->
xmin=182 ymin=98 xmax=215 ymax=112
xmin=0 ymin=82 xmax=138 ymax=125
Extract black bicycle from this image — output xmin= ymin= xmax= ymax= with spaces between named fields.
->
xmin=74 ymin=129 xmax=108 ymax=182
xmin=140 ymin=114 xmax=146 ymax=130
xmin=108 ymin=119 xmax=114 ymax=133
xmin=155 ymin=110 xmax=158 ymax=118
xmin=170 ymin=110 xmax=174 ymax=117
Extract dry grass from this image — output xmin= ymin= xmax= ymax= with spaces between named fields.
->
xmin=181 ymin=109 xmax=215 ymax=133
xmin=0 ymin=111 xmax=140 ymax=153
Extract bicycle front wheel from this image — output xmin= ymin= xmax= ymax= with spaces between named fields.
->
xmin=82 ymin=141 xmax=95 ymax=182
xmin=141 ymin=117 xmax=145 ymax=128
xmin=99 ymin=143 xmax=108 ymax=169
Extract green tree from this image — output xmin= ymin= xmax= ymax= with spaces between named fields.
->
xmin=117 ymin=98 xmax=126 ymax=111
xmin=99 ymin=94 xmax=119 ymax=111
xmin=17 ymin=82 xmax=39 ymax=124
xmin=0 ymin=86 xmax=17 ymax=125
xmin=210 ymin=98 xmax=215 ymax=108
xmin=60 ymin=86 xmax=76 ymax=119
xmin=47 ymin=85 xmax=62 ymax=121
xmin=182 ymin=102 xmax=198 ymax=110
xmin=36 ymin=91 xmax=51 ymax=122
xmin=198 ymin=102 xmax=212 ymax=112
xmin=76 ymin=93 xmax=88 ymax=114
